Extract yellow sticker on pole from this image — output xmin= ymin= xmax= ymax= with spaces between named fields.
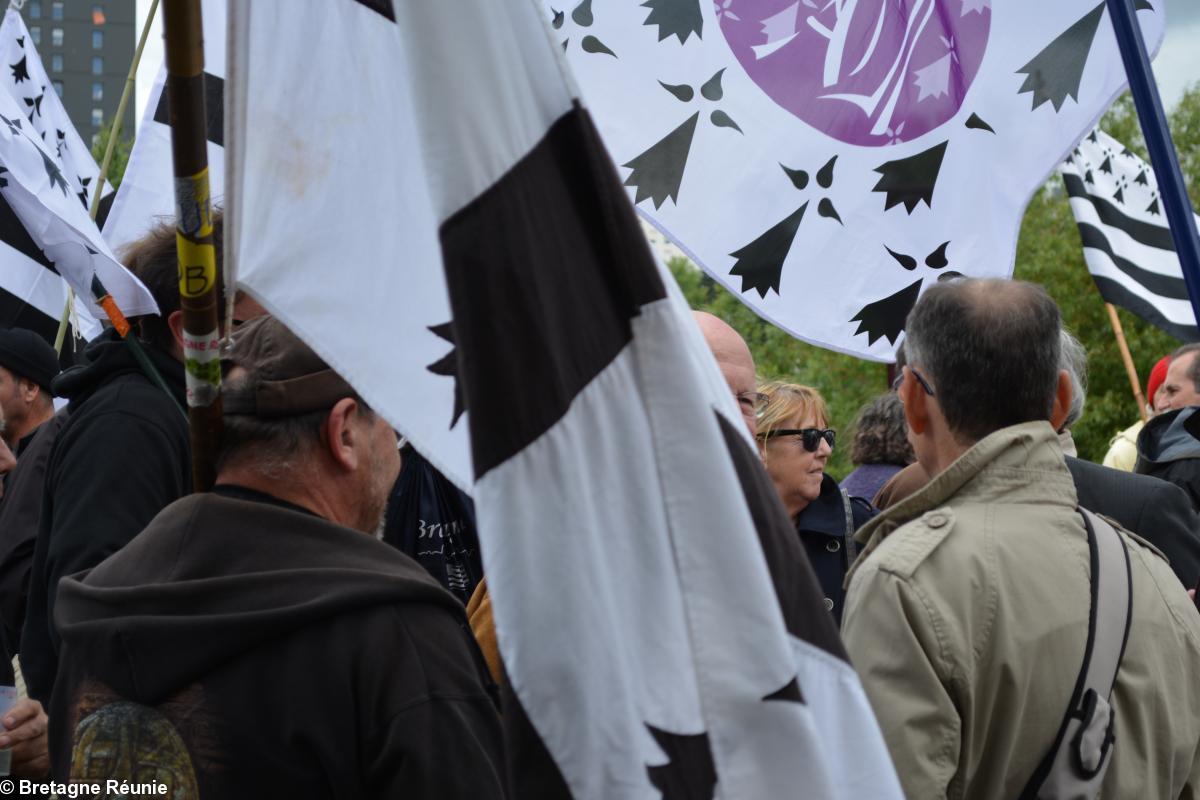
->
xmin=177 ymin=234 xmax=216 ymax=298
xmin=175 ymin=167 xmax=215 ymax=299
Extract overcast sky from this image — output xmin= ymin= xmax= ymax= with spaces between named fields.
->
xmin=131 ymin=2 xmax=1200 ymax=130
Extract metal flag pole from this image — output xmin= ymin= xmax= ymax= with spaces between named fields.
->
xmin=162 ymin=0 xmax=222 ymax=492
xmin=52 ymin=0 xmax=161 ymax=355
xmin=1106 ymin=0 xmax=1200 ymax=332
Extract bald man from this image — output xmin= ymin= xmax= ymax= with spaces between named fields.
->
xmin=693 ymin=311 xmax=760 ymax=437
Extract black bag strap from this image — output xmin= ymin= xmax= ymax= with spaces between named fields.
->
xmin=1019 ymin=508 xmax=1134 ymax=800
xmin=839 ymin=488 xmax=858 ymax=567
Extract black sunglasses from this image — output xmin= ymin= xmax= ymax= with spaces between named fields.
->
xmin=758 ymin=427 xmax=836 ymax=453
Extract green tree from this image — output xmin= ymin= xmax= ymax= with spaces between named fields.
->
xmin=673 ymin=84 xmax=1200 ymax=479
xmin=89 ymin=116 xmax=135 ymax=193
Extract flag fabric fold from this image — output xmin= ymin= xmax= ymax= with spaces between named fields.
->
xmin=226 ymin=1 xmax=902 ymax=797
xmin=0 ymin=9 xmax=152 ymax=335
xmin=1061 ymin=128 xmax=1200 ymax=341
xmin=0 ymin=8 xmax=109 ymax=348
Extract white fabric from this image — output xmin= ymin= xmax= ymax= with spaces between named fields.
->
xmin=227 ymin=0 xmax=573 ymax=489
xmin=480 ymin=297 xmax=900 ymax=799
xmin=0 ymin=80 xmax=155 ymax=320
xmin=551 ymin=0 xmax=1166 ymax=360
xmin=0 ymin=9 xmax=107 ymax=339
xmin=102 ymin=0 xmax=225 ymax=260
xmin=225 ymin=1 xmax=902 ymax=796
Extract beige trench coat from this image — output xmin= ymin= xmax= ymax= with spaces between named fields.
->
xmin=843 ymin=421 xmax=1200 ymax=800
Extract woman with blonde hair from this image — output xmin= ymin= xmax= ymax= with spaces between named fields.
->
xmin=756 ymin=381 xmax=876 ymax=622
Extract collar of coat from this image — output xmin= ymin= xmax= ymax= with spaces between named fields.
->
xmin=846 ymin=420 xmax=1077 ymax=585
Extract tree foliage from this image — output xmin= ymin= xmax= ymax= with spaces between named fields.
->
xmin=673 ymin=86 xmax=1200 ymax=480
xmin=89 ymin=116 xmax=134 ymax=192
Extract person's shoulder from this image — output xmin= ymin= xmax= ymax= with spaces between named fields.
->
xmin=864 ymin=506 xmax=967 ymax=582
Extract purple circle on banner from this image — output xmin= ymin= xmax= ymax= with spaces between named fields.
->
xmin=718 ymin=0 xmax=991 ymax=146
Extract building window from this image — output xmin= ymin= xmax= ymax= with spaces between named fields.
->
xmin=52 ymin=81 xmax=63 ymax=98
xmin=51 ymin=2 xmax=62 ymax=21
xmin=91 ymin=56 xmax=103 ymax=75
xmin=92 ymin=5 xmax=106 ymax=25
xmin=91 ymin=108 xmax=103 ymax=128
xmin=91 ymin=82 xmax=103 ymax=101
xmin=92 ymin=30 xmax=102 ymax=49
xmin=28 ymin=2 xmax=40 ymax=20
xmin=51 ymin=28 xmax=62 ymax=47
xmin=50 ymin=54 xmax=62 ymax=73
xmin=29 ymin=27 xmax=40 ymax=45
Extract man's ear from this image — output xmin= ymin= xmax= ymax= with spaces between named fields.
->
xmin=322 ymin=398 xmax=364 ymax=472
xmin=901 ymin=367 xmax=929 ymax=436
xmin=17 ymin=377 xmax=38 ymax=404
xmin=1049 ymin=369 xmax=1073 ymax=432
xmin=167 ymin=310 xmax=186 ymax=353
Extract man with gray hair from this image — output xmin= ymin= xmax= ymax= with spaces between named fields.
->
xmin=1057 ymin=330 xmax=1200 ymax=587
xmin=46 ymin=316 xmax=506 ymax=798
xmin=843 ymin=278 xmax=1200 ymax=799
xmin=1135 ymin=342 xmax=1200 ymax=509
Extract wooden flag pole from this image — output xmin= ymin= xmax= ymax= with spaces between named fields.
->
xmin=162 ymin=0 xmax=222 ymax=492
xmin=52 ymin=0 xmax=161 ymax=355
xmin=1105 ymin=303 xmax=1149 ymax=422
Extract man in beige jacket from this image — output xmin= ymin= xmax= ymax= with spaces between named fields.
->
xmin=843 ymin=278 xmax=1200 ymax=799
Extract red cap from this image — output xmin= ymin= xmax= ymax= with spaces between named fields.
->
xmin=1146 ymin=355 xmax=1172 ymax=404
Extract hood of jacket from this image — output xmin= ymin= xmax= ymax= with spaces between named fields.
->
xmin=1136 ymin=407 xmax=1200 ymax=466
xmin=51 ymin=329 xmax=186 ymax=408
xmin=54 ymin=492 xmax=461 ymax=703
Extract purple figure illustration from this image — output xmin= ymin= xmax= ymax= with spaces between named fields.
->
xmin=720 ymin=0 xmax=990 ymax=146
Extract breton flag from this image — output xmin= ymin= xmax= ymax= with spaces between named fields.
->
xmin=0 ymin=8 xmax=107 ymax=351
xmin=0 ymin=86 xmax=156 ymax=324
xmin=102 ymin=0 xmax=225 ymax=257
xmin=226 ymin=1 xmax=903 ymax=798
xmin=548 ymin=0 xmax=1166 ymax=360
xmin=1061 ymin=128 xmax=1199 ymax=341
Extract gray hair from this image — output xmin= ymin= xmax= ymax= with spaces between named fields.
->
xmin=1059 ymin=328 xmax=1087 ymax=431
xmin=903 ymin=278 xmax=1061 ymax=444
xmin=215 ymin=370 xmax=357 ymax=480
xmin=1172 ymin=342 xmax=1200 ymax=392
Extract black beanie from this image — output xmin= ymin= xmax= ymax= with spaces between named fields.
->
xmin=0 ymin=329 xmax=60 ymax=395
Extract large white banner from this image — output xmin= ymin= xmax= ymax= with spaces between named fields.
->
xmin=552 ymin=0 xmax=1166 ymax=360
xmin=102 ymin=0 xmax=225 ymax=259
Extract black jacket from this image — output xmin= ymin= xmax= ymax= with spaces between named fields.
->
xmin=795 ymin=474 xmax=875 ymax=624
xmin=51 ymin=489 xmax=506 ymax=798
xmin=1071 ymin=455 xmax=1200 ymax=588
xmin=21 ymin=330 xmax=189 ymax=703
xmin=0 ymin=411 xmax=69 ymax=677
xmin=1136 ymin=407 xmax=1200 ymax=514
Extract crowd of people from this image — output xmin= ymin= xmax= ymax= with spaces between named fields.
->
xmin=0 ymin=215 xmax=1192 ymax=796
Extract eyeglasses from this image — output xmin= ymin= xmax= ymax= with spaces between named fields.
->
xmin=737 ymin=391 xmax=768 ymax=416
xmin=758 ymin=427 xmax=836 ymax=453
xmin=891 ymin=366 xmax=935 ymax=397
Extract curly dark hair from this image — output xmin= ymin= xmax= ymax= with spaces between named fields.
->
xmin=850 ymin=392 xmax=914 ymax=467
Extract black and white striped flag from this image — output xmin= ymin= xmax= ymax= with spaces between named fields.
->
xmin=102 ymin=0 xmax=224 ymax=258
xmin=227 ymin=1 xmax=901 ymax=797
xmin=1061 ymin=128 xmax=1199 ymax=341
xmin=0 ymin=8 xmax=107 ymax=352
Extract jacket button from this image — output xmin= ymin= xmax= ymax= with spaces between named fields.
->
xmin=826 ymin=539 xmax=841 ymax=553
xmin=927 ymin=513 xmax=947 ymax=528
xmin=823 ymin=597 xmax=835 ymax=611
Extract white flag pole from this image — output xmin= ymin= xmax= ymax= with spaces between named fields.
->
xmin=53 ymin=0 xmax=160 ymax=354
